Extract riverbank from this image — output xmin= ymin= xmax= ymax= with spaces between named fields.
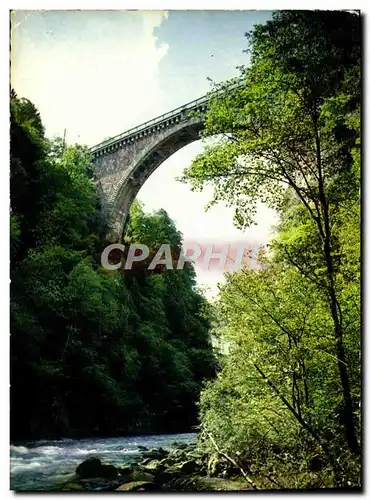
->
xmin=59 ymin=442 xmax=252 ymax=492
xmin=12 ymin=434 xmax=361 ymax=492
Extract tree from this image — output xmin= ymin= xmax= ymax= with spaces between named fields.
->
xmin=10 ymin=93 xmax=216 ymax=439
xmin=182 ymin=11 xmax=360 ymax=454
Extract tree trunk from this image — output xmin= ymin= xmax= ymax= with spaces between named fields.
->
xmin=314 ymin=123 xmax=359 ymax=455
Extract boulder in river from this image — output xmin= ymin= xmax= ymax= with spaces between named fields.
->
xmin=117 ymin=465 xmax=133 ymax=476
xmin=115 ymin=481 xmax=158 ymax=491
xmin=60 ymin=481 xmax=86 ymax=492
xmin=141 ymin=458 xmax=165 ymax=474
xmin=79 ymin=478 xmax=121 ymax=491
xmin=142 ymin=447 xmax=168 ymax=460
xmin=176 ymin=442 xmax=192 ymax=450
xmin=140 ymin=457 xmax=154 ymax=466
xmin=68 ymin=441 xmax=251 ymax=492
xmin=75 ymin=457 xmax=118 ymax=479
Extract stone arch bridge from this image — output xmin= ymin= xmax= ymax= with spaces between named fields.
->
xmin=91 ymin=83 xmax=240 ymax=241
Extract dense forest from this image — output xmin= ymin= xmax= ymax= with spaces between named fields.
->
xmin=10 ymin=9 xmax=361 ymax=490
xmin=181 ymin=10 xmax=361 ymax=488
xmin=10 ymin=93 xmax=217 ymax=440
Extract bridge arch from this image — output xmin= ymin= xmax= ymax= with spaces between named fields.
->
xmin=111 ymin=121 xmax=203 ymax=240
xmin=92 ymin=97 xmax=208 ymax=241
xmin=92 ymin=82 xmax=242 ymax=241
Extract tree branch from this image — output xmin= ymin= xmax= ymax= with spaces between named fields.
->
xmin=203 ymin=426 xmax=258 ymax=490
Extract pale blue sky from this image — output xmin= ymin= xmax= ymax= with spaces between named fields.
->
xmin=154 ymin=10 xmax=272 ymax=106
xmin=11 ymin=10 xmax=277 ymax=296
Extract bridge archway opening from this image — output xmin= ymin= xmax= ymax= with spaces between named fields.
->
xmin=129 ymin=137 xmax=204 ymax=212
xmin=116 ymin=131 xmax=225 ymax=243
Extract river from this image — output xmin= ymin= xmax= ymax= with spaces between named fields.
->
xmin=10 ymin=432 xmax=196 ymax=491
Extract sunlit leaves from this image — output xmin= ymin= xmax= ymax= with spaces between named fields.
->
xmin=195 ymin=10 xmax=361 ymax=485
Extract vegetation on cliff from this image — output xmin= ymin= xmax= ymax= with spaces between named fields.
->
xmin=10 ymin=92 xmax=216 ymax=440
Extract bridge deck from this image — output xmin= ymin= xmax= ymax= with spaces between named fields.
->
xmin=90 ymin=94 xmax=208 ymax=155
xmin=90 ymin=80 xmax=243 ymax=156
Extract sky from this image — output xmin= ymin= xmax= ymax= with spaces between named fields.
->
xmin=11 ymin=10 xmax=278 ymax=296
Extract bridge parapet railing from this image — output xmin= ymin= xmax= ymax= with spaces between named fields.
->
xmin=90 ymin=80 xmax=243 ymax=155
xmin=90 ymin=94 xmax=209 ymax=154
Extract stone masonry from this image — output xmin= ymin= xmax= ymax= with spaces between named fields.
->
xmin=91 ymin=95 xmax=208 ymax=242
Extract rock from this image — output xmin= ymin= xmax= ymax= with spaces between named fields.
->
xmin=53 ymin=472 xmax=78 ymax=488
xmin=130 ymin=469 xmax=155 ymax=482
xmin=76 ymin=457 xmax=102 ymax=478
xmin=79 ymin=478 xmax=121 ymax=491
xmin=140 ymin=457 xmax=153 ymax=466
xmin=166 ymin=449 xmax=187 ymax=465
xmin=100 ymin=464 xmax=119 ymax=478
xmin=140 ymin=459 xmax=165 ymax=473
xmin=117 ymin=465 xmax=133 ymax=476
xmin=176 ymin=443 xmax=190 ymax=450
xmin=60 ymin=481 xmax=85 ymax=492
xmin=115 ymin=481 xmax=158 ymax=491
xmin=142 ymin=447 xmax=168 ymax=460
xmin=179 ymin=460 xmax=199 ymax=475
xmin=155 ymin=469 xmax=182 ymax=486
xmin=137 ymin=445 xmax=148 ymax=452
xmin=186 ymin=450 xmax=204 ymax=460
xmin=75 ymin=457 xmax=118 ymax=479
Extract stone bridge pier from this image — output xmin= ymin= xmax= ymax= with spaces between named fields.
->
xmin=91 ymin=96 xmax=208 ymax=242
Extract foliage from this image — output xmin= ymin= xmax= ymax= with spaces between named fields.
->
xmin=10 ymin=91 xmax=216 ymax=440
xmin=182 ymin=10 xmax=361 ymax=488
